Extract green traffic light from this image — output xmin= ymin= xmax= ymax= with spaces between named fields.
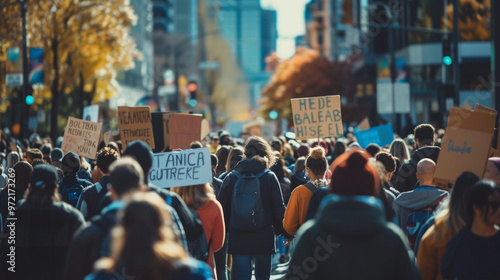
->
xmin=188 ymin=99 xmax=198 ymax=107
xmin=269 ymin=110 xmax=278 ymax=120
xmin=443 ymin=56 xmax=452 ymax=66
xmin=25 ymin=95 xmax=34 ymax=105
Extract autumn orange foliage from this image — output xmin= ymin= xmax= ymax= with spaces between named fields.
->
xmin=260 ymin=47 xmax=351 ymax=121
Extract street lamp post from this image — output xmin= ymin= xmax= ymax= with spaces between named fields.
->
xmin=19 ymin=0 xmax=29 ymax=139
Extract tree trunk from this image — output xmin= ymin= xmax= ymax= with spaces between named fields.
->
xmin=50 ymin=37 xmax=60 ymax=142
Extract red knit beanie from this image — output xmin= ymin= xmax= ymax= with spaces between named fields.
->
xmin=330 ymin=150 xmax=380 ymax=196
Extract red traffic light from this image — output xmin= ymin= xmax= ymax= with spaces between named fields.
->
xmin=187 ymin=82 xmax=198 ymax=92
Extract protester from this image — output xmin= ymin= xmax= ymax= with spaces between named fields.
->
xmin=417 ymin=172 xmax=480 ymax=280
xmin=270 ymin=151 xmax=292 ymax=205
xmin=484 ymin=157 xmax=500 ymax=185
xmin=77 ymin=147 xmax=119 ymax=220
xmin=59 ymin=152 xmax=93 ymax=207
xmin=64 ymin=157 xmax=185 ymax=280
xmin=215 ymin=146 xmax=231 ymax=178
xmin=218 ymin=136 xmax=292 ymax=280
xmin=285 ymin=150 xmax=420 ymax=280
xmin=331 ymin=140 xmax=346 ymax=163
xmin=375 ymin=151 xmax=400 ymax=197
xmin=172 ymin=183 xmax=225 ymax=276
xmin=209 ymin=133 xmax=221 ymax=154
xmin=84 ymin=192 xmax=214 ymax=280
xmin=393 ymin=159 xmax=448 ymax=251
xmin=283 ymin=147 xmax=328 ymax=237
xmin=40 ymin=143 xmax=52 ymax=162
xmin=121 ymin=140 xmax=203 ymax=242
xmin=289 ymin=156 xmax=307 ymax=195
xmin=9 ymin=165 xmax=85 ymax=280
xmin=366 ymin=143 xmax=381 ymax=157
xmin=78 ymin=155 xmax=94 ymax=182
xmin=26 ymin=148 xmax=43 ymax=164
xmin=396 ymin=124 xmax=440 ymax=192
xmin=219 ymin=146 xmax=244 ymax=180
xmin=211 ymin=154 xmax=223 ymax=196
xmin=389 ymin=138 xmax=411 ymax=186
xmin=50 ymin=147 xmax=63 ymax=167
xmin=5 ymin=151 xmax=20 ymax=173
xmin=441 ymin=180 xmax=500 ymax=279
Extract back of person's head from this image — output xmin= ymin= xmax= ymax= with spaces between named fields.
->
xmin=40 ymin=144 xmax=51 ymax=156
xmin=294 ymin=156 xmax=306 ymax=173
xmin=465 ymin=180 xmax=500 ymax=227
xmin=172 ymin=183 xmax=215 ymax=209
xmin=32 ymin=158 xmax=48 ymax=167
xmin=190 ymin=141 xmax=203 ymax=149
xmin=366 ymin=143 xmax=381 ymax=157
xmin=96 ymin=147 xmax=119 ymax=175
xmin=389 ymin=138 xmax=410 ymax=164
xmin=244 ymin=136 xmax=276 ymax=168
xmin=50 ymin=148 xmax=63 ymax=163
xmin=109 ymin=157 xmax=144 ymax=198
xmin=10 ymin=161 xmax=33 ymax=199
xmin=414 ymin=124 xmax=435 ymax=147
xmin=211 ymin=154 xmax=218 ymax=169
xmin=6 ymin=151 xmax=20 ymax=169
xmin=332 ymin=140 xmax=347 ymax=160
xmin=26 ymin=148 xmax=43 ymax=162
xmin=297 ymin=144 xmax=310 ymax=158
xmin=270 ymin=151 xmax=286 ymax=182
xmin=438 ymin=172 xmax=480 ymax=234
xmin=305 ymin=147 xmax=328 ymax=176
xmin=107 ymin=141 xmax=121 ymax=156
xmin=122 ymin=140 xmax=153 ymax=183
xmin=416 ymin=158 xmax=436 ymax=184
xmin=330 ymin=150 xmax=380 ymax=196
xmin=215 ymin=146 xmax=231 ymax=175
xmin=106 ymin=192 xmax=187 ymax=278
xmin=375 ymin=151 xmax=396 ymax=173
xmin=271 ymin=138 xmax=283 ymax=154
xmin=26 ymin=164 xmax=59 ymax=207
xmin=226 ymin=146 xmax=245 ymax=172
xmin=61 ymin=152 xmax=80 ymax=175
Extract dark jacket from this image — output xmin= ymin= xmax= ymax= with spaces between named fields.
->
xmin=217 ymin=157 xmax=292 ymax=255
xmin=290 ymin=171 xmax=307 ymax=195
xmin=6 ymin=200 xmax=85 ymax=280
xmin=395 ymin=146 xmax=440 ymax=192
xmin=59 ymin=173 xmax=93 ymax=207
xmin=85 ymin=258 xmax=214 ymax=280
xmin=285 ymin=195 xmax=420 ymax=280
xmin=148 ymin=184 xmax=203 ymax=242
xmin=76 ymin=176 xmax=111 ymax=220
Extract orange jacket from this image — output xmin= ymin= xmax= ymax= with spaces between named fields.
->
xmin=282 ymin=184 xmax=316 ymax=236
xmin=417 ymin=217 xmax=457 ymax=280
xmin=196 ymin=199 xmax=225 ymax=273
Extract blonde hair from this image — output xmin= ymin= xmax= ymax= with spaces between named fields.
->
xmin=171 ymin=183 xmax=215 ymax=209
xmin=389 ymin=139 xmax=410 ymax=164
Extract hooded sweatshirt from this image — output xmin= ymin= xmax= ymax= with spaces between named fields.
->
xmin=395 ymin=146 xmax=440 ymax=192
xmin=393 ymin=185 xmax=448 ymax=232
xmin=285 ymin=195 xmax=420 ymax=280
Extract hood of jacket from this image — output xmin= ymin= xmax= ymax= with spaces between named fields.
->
xmin=234 ymin=157 xmax=267 ymax=175
xmin=394 ymin=185 xmax=448 ymax=210
xmin=411 ymin=146 xmax=440 ymax=163
xmin=315 ymin=194 xmax=387 ymax=238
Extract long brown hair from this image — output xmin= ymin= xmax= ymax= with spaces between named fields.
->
xmin=171 ymin=183 xmax=215 ymax=209
xmin=96 ymin=192 xmax=187 ymax=279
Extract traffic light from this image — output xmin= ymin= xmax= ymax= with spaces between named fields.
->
xmin=442 ymin=38 xmax=452 ymax=66
xmin=187 ymin=81 xmax=198 ymax=107
xmin=25 ymin=86 xmax=33 ymax=105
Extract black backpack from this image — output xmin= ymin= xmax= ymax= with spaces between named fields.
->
xmin=187 ymin=209 xmax=211 ymax=263
xmin=61 ymin=185 xmax=84 ymax=207
xmin=230 ymin=169 xmax=268 ymax=231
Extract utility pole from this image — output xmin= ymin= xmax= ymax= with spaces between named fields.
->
xmin=19 ymin=0 xmax=29 ymax=139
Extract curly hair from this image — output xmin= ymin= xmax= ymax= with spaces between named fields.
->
xmin=244 ymin=136 xmax=276 ymax=168
xmin=97 ymin=147 xmax=119 ymax=174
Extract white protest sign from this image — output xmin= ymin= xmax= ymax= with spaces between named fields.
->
xmin=149 ymin=147 xmax=213 ymax=188
xmin=61 ymin=117 xmax=102 ymax=159
xmin=83 ymin=104 xmax=99 ymax=123
xmin=291 ymin=95 xmax=343 ymax=141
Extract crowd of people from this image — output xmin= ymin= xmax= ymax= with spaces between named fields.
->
xmin=0 ymin=121 xmax=499 ymax=280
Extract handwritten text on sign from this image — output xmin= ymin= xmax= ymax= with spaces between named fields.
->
xmin=149 ymin=147 xmax=213 ymax=188
xmin=291 ymin=95 xmax=343 ymax=140
xmin=61 ymin=117 xmax=102 ymax=159
xmin=118 ymin=106 xmax=155 ymax=149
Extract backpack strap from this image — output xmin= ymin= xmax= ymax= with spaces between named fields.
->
xmin=303 ymin=182 xmax=319 ymax=194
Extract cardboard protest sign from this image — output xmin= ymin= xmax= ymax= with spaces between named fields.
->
xmin=83 ymin=105 xmax=99 ymax=123
xmin=61 ymin=117 xmax=102 ymax=159
xmin=118 ymin=106 xmax=155 ymax=149
xmin=201 ymin=119 xmax=210 ymax=140
xmin=434 ymin=107 xmax=497 ymax=190
xmin=163 ymin=113 xmax=202 ymax=150
xmin=291 ymin=95 xmax=343 ymax=140
xmin=489 ymin=147 xmax=500 ymax=158
xmin=357 ymin=117 xmax=370 ymax=131
xmin=149 ymin=147 xmax=213 ymax=188
xmin=354 ymin=123 xmax=394 ymax=149
xmin=103 ymin=131 xmax=111 ymax=147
